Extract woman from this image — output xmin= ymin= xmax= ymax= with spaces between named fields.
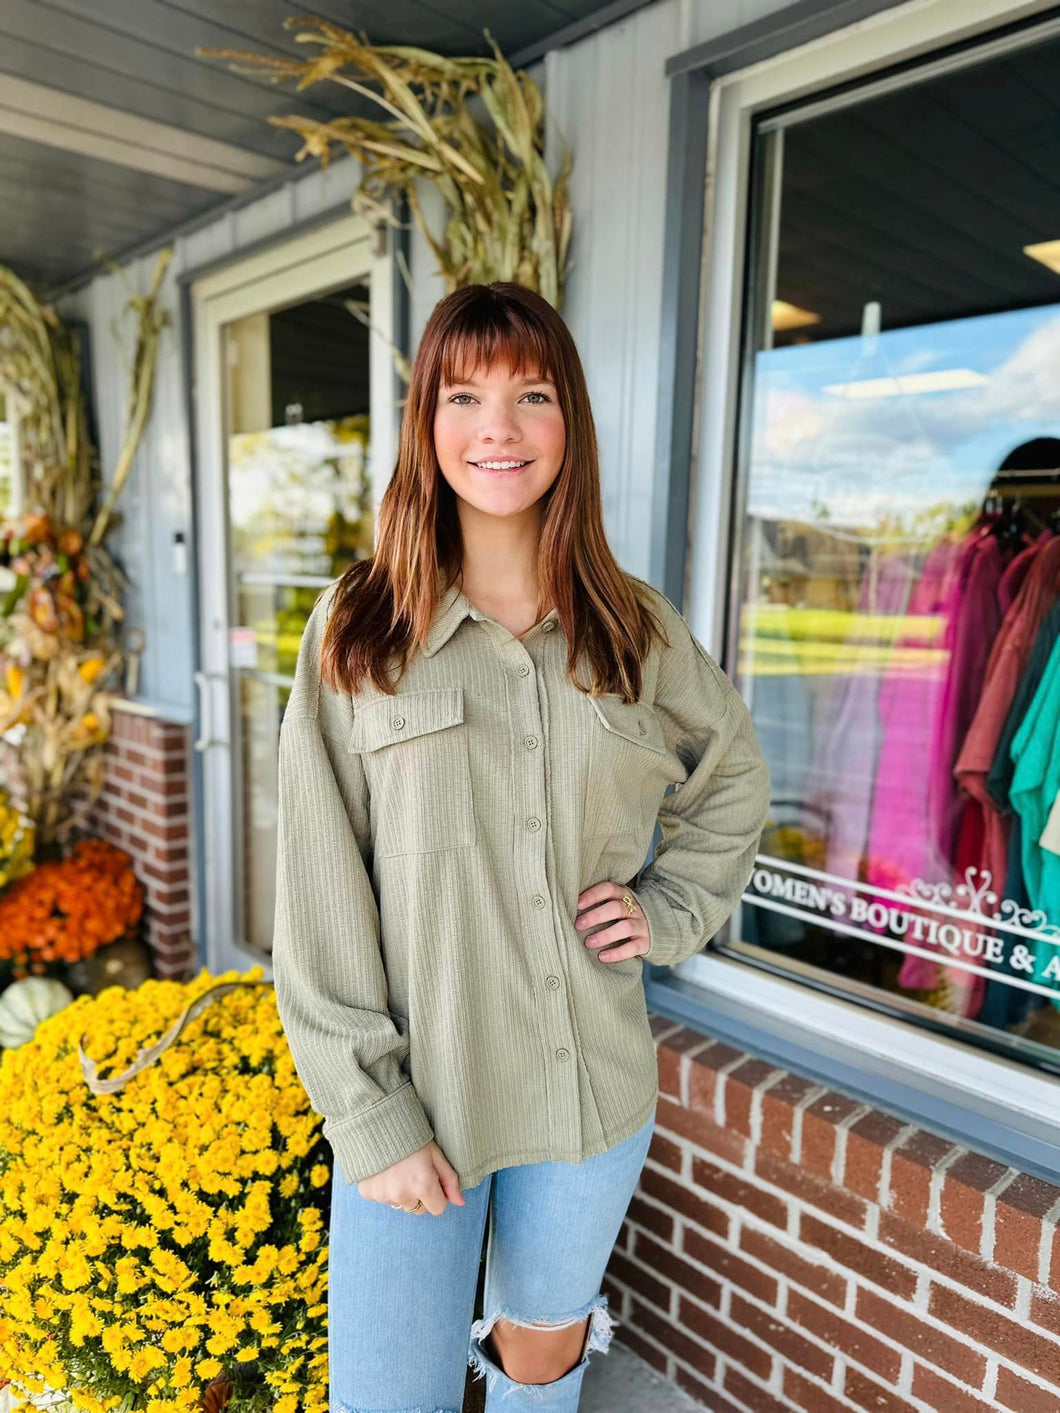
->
xmin=271 ymin=282 xmax=771 ymax=1410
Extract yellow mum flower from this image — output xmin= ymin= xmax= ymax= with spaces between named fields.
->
xmin=0 ymin=967 xmax=331 ymax=1410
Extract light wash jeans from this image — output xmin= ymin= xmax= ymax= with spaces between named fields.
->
xmin=327 ymin=1103 xmax=657 ymax=1412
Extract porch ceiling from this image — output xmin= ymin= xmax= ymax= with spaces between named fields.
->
xmin=0 ymin=0 xmax=647 ymax=298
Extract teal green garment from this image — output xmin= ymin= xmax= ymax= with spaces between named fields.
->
xmin=1009 ymin=634 xmax=1060 ymax=1001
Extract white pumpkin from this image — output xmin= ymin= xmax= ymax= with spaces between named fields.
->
xmin=0 ymin=976 xmax=75 ymax=1049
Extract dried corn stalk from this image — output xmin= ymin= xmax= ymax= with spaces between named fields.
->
xmin=199 ymin=20 xmax=574 ymax=319
xmin=0 ymin=249 xmax=171 ymax=845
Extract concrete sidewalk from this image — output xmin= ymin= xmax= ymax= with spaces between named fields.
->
xmin=582 ymin=1341 xmax=704 ymax=1411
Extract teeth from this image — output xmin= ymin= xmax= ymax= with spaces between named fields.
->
xmin=474 ymin=460 xmax=528 ymax=470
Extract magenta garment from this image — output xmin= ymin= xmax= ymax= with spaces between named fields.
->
xmin=813 ymin=547 xmax=919 ymax=881
xmin=880 ymin=526 xmax=1013 ymax=994
xmin=862 ymin=533 xmax=966 ymax=911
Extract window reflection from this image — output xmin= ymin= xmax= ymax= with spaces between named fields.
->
xmin=729 ymin=45 xmax=1060 ymax=1065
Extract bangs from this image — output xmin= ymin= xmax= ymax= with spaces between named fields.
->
xmin=440 ymin=310 xmax=555 ymax=388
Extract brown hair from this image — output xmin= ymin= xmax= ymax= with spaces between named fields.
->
xmin=319 ymin=281 xmax=668 ymax=701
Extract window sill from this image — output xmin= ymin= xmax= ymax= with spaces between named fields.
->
xmin=645 ymin=951 xmax=1060 ymax=1185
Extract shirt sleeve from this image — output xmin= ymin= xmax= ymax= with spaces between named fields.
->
xmin=626 ymin=599 xmax=772 ymax=968
xmin=272 ymin=584 xmax=435 ymax=1184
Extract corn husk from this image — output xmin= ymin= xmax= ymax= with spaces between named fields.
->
xmin=198 ymin=21 xmax=574 ymax=327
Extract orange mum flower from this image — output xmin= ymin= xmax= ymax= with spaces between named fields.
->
xmin=0 ymin=838 xmax=144 ymax=975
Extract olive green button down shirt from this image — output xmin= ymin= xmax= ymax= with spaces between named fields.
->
xmin=271 ymin=575 xmax=771 ymax=1190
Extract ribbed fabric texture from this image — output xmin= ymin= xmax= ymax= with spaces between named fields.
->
xmin=271 ymin=574 xmax=772 ymax=1189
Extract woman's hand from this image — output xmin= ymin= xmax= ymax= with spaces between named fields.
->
xmin=574 ymin=879 xmax=652 ymax=961
xmin=357 ymin=1140 xmax=465 ymax=1214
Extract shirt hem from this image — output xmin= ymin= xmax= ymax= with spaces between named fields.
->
xmin=452 ymin=1085 xmax=659 ymax=1192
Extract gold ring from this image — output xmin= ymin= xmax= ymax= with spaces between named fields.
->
xmin=622 ymin=892 xmax=638 ymax=916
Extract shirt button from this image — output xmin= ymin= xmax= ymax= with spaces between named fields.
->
xmin=517 ymin=663 xmax=530 ymax=676
xmin=543 ymin=620 xmax=556 ymax=632
xmin=526 ymin=816 xmax=541 ymax=831
xmin=546 ymin=974 xmax=560 ymax=989
xmin=391 ymin=715 xmax=405 ymax=729
xmin=532 ymin=895 xmax=547 ymax=909
xmin=524 ymin=735 xmax=538 ymax=750
xmin=555 ymin=1047 xmax=570 ymax=1061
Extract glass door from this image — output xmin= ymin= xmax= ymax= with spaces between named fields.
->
xmin=192 ymin=215 xmax=397 ymax=974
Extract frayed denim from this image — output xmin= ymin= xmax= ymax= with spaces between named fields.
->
xmin=328 ymin=1105 xmax=656 ymax=1412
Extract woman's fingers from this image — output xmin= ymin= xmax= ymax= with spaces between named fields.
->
xmin=575 ymin=880 xmax=650 ymax=959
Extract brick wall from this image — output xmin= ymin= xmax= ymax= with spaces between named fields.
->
xmin=604 ymin=1013 xmax=1060 ymax=1413
xmin=79 ymin=702 xmax=195 ymax=981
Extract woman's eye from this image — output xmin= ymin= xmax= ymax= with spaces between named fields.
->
xmin=446 ymin=390 xmax=551 ymax=405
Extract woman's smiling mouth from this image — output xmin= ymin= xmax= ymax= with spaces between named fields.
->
xmin=468 ymin=458 xmax=534 ymax=474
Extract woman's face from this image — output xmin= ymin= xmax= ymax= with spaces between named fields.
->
xmin=433 ymin=358 xmax=566 ymax=519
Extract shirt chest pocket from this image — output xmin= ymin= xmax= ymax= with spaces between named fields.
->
xmin=584 ymin=694 xmax=677 ymax=841
xmin=347 ymin=687 xmax=476 ymax=857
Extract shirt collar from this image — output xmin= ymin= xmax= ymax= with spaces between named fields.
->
xmin=421 ymin=579 xmax=560 ymax=657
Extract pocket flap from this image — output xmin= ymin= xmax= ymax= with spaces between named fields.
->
xmin=348 ymin=687 xmax=465 ymax=752
xmin=589 ymin=695 xmax=666 ymax=753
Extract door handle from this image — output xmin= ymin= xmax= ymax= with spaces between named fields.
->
xmin=193 ymin=670 xmax=229 ymax=751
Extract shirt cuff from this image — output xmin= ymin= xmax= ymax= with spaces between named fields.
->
xmin=629 ymin=882 xmax=703 ymax=968
xmin=322 ymin=1080 xmax=436 ymax=1184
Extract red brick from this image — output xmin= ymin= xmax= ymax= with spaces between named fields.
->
xmin=628 ymin=1295 xmax=717 ymax=1380
xmin=739 ymin=1223 xmax=848 ymax=1309
xmin=627 ymin=1193 xmax=675 ymax=1242
xmin=857 ymin=1287 xmax=986 ymax=1386
xmin=929 ymin=1282 xmax=1060 ymax=1385
xmin=877 ymin=1207 xmax=1016 ymax=1307
xmin=657 ymin=1026 xmax=715 ymax=1097
xmin=1032 ymin=1293 xmax=1060 ymax=1341
xmin=674 ymin=1365 xmax=740 ymax=1411
xmin=633 ymin=1230 xmax=724 ymax=1311
xmin=799 ymin=1212 xmax=917 ymax=1300
xmin=940 ymin=1151 xmax=1011 ymax=1254
xmin=994 ymin=1366 xmax=1060 ymax=1413
xmin=753 ymin=1145 xmax=869 ymax=1229
xmin=139 ymin=816 xmax=190 ymax=843
xmin=639 ymin=1165 xmax=731 ymax=1242
xmin=994 ymin=1172 xmax=1060 ymax=1280
xmin=606 ymin=1250 xmax=674 ymax=1313
xmin=644 ymin=1126 xmax=682 ymax=1174
xmin=888 ymin=1130 xmax=960 ymax=1226
xmin=911 ymin=1364 xmax=996 ymax=1412
xmin=801 ymin=1091 xmax=866 ymax=1181
xmin=678 ymin=1293 xmax=772 ymax=1379
xmin=721 ymin=1365 xmax=791 ymax=1412
xmin=139 ymin=860 xmax=189 ymax=884
xmin=782 ymin=1366 xmax=853 ymax=1413
xmin=655 ymin=1094 xmax=747 ymax=1167
xmin=844 ymin=1365 xmax=917 ymax=1411
xmin=648 ymin=1011 xmax=682 ymax=1041
xmin=690 ymin=1153 xmax=789 ymax=1231
xmin=729 ymin=1291 xmax=833 ymax=1381
xmin=682 ymin=1225 xmax=778 ymax=1307
xmin=759 ymin=1073 xmax=819 ymax=1160
xmin=686 ymin=1040 xmax=747 ymax=1120
xmin=725 ymin=1059 xmax=779 ymax=1138
xmin=787 ymin=1288 xmax=901 ymax=1383
xmin=615 ymin=1323 xmax=670 ymax=1375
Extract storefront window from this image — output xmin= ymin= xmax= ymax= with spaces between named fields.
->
xmin=727 ymin=33 xmax=1060 ymax=1070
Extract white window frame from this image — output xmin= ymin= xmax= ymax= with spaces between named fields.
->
xmin=660 ymin=0 xmax=1060 ymax=1163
